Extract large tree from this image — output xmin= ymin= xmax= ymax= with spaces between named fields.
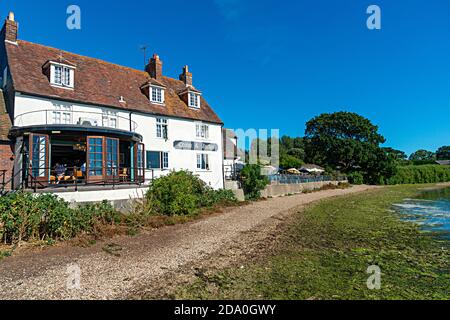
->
xmin=409 ymin=149 xmax=435 ymax=161
xmin=436 ymin=146 xmax=450 ymax=160
xmin=304 ymin=112 xmax=395 ymax=183
xmin=382 ymin=147 xmax=407 ymax=161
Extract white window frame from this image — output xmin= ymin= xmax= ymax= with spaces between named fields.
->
xmin=156 ymin=118 xmax=168 ymax=139
xmin=188 ymin=92 xmax=201 ymax=109
xmin=50 ymin=63 xmax=75 ymax=88
xmin=196 ymin=123 xmax=209 ymax=139
xmin=147 ymin=151 xmax=169 ymax=170
xmin=150 ymin=86 xmax=165 ymax=104
xmin=162 ymin=152 xmax=169 ymax=169
xmin=52 ymin=103 xmax=72 ymax=125
xmin=102 ymin=110 xmax=118 ymax=129
xmin=197 ymin=153 xmax=210 ymax=171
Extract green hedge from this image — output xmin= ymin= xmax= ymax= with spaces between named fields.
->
xmin=385 ymin=165 xmax=450 ymax=185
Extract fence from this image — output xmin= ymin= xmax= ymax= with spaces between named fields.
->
xmin=267 ymin=174 xmax=347 ymax=185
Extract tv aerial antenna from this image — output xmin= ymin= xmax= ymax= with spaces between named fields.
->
xmin=140 ymin=45 xmax=149 ymax=68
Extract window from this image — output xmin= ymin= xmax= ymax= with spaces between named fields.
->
xmin=102 ymin=110 xmax=118 ymax=128
xmin=88 ymin=137 xmax=103 ymax=177
xmin=196 ymin=123 xmax=209 ymax=139
xmin=189 ymin=92 xmax=201 ymax=109
xmin=52 ymin=104 xmax=72 ymax=125
xmin=197 ymin=154 xmax=210 ymax=170
xmin=150 ymin=86 xmax=164 ymax=104
xmin=156 ymin=118 xmax=168 ymax=139
xmin=51 ymin=64 xmax=74 ymax=88
xmin=146 ymin=151 xmax=169 ymax=170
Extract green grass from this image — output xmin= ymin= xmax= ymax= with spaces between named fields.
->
xmin=174 ymin=185 xmax=450 ymax=300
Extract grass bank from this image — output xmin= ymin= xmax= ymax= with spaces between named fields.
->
xmin=174 ymin=185 xmax=449 ymax=300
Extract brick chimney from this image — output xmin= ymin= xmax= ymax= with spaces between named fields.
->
xmin=1 ymin=12 xmax=18 ymax=43
xmin=179 ymin=65 xmax=193 ymax=87
xmin=145 ymin=54 xmax=163 ymax=79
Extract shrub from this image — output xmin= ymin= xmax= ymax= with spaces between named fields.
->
xmin=347 ymin=171 xmax=364 ymax=185
xmin=146 ymin=171 xmax=205 ymax=216
xmin=146 ymin=171 xmax=237 ymax=216
xmin=240 ymin=164 xmax=269 ymax=200
xmin=200 ymin=189 xmax=237 ymax=207
xmin=0 ymin=192 xmax=121 ymax=244
xmin=386 ymin=165 xmax=450 ymax=185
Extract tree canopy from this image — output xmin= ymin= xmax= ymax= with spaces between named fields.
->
xmin=409 ymin=149 xmax=435 ymax=162
xmin=382 ymin=147 xmax=408 ymax=161
xmin=436 ymin=146 xmax=450 ymax=160
xmin=304 ymin=112 xmax=396 ymax=184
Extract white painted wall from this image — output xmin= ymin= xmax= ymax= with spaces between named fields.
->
xmin=54 ymin=187 xmax=149 ymax=203
xmin=14 ymin=94 xmax=225 ymax=190
xmin=131 ymin=112 xmax=224 ymax=189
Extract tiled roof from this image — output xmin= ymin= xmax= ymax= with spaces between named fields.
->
xmin=0 ymin=89 xmax=12 ymax=141
xmin=5 ymin=41 xmax=223 ymax=124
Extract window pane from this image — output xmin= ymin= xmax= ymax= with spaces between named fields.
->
xmin=146 ymin=151 xmax=161 ymax=169
xmin=54 ymin=66 xmax=62 ymax=84
xmin=163 ymin=152 xmax=169 ymax=169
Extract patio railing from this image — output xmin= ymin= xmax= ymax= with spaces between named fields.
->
xmin=14 ymin=109 xmax=138 ymax=132
xmin=0 ymin=166 xmax=154 ymax=193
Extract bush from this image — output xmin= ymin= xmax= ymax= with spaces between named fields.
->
xmin=146 ymin=171 xmax=237 ymax=216
xmin=200 ymin=188 xmax=237 ymax=207
xmin=386 ymin=165 xmax=450 ymax=185
xmin=347 ymin=171 xmax=364 ymax=185
xmin=0 ymin=192 xmax=120 ymax=244
xmin=240 ymin=164 xmax=269 ymax=200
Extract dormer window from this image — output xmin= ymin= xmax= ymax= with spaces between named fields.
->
xmin=189 ymin=92 xmax=201 ymax=109
xmin=49 ymin=63 xmax=75 ymax=88
xmin=150 ymin=86 xmax=165 ymax=104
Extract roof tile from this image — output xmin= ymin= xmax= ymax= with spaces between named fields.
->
xmin=6 ymin=41 xmax=223 ymax=124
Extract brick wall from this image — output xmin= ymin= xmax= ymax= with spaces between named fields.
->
xmin=0 ymin=142 xmax=13 ymax=189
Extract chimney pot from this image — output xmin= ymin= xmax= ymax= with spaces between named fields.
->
xmin=179 ymin=65 xmax=193 ymax=87
xmin=145 ymin=53 xmax=163 ymax=79
xmin=2 ymin=12 xmax=18 ymax=43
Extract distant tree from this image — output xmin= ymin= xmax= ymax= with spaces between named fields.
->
xmin=305 ymin=112 xmax=385 ymax=168
xmin=280 ymin=154 xmax=303 ymax=169
xmin=272 ymin=135 xmax=306 ymax=169
xmin=286 ymin=148 xmax=305 ymax=160
xmin=436 ymin=146 xmax=450 ymax=160
xmin=280 ymin=136 xmax=294 ymax=150
xmin=249 ymin=138 xmax=271 ymax=165
xmin=409 ymin=150 xmax=435 ymax=162
xmin=304 ymin=112 xmax=396 ymax=184
xmin=382 ymin=147 xmax=407 ymax=161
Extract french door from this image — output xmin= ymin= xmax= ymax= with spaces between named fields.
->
xmin=134 ymin=143 xmax=145 ymax=183
xmin=29 ymin=134 xmax=49 ymax=183
xmin=105 ymin=138 xmax=119 ymax=182
xmin=87 ymin=136 xmax=120 ymax=183
xmin=87 ymin=136 xmax=104 ymax=182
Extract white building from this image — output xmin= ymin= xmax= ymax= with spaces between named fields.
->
xmin=0 ymin=13 xmax=225 ymax=201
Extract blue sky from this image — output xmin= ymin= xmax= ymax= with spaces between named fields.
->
xmin=1 ymin=0 xmax=449 ymax=155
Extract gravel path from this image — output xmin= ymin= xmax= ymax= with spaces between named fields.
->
xmin=0 ymin=185 xmax=376 ymax=300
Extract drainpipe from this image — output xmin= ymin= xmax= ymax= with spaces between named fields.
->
xmin=129 ymin=112 xmax=133 ymax=132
